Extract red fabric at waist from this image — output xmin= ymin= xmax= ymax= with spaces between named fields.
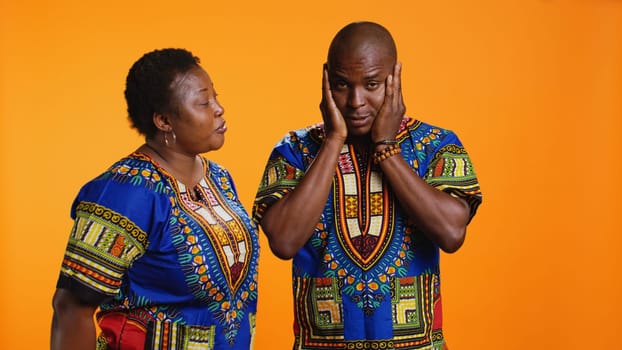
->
xmin=98 ymin=312 xmax=148 ymax=350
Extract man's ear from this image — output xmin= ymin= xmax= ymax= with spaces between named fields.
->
xmin=152 ymin=112 xmax=173 ymax=133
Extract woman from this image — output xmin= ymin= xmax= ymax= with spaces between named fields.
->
xmin=51 ymin=48 xmax=259 ymax=350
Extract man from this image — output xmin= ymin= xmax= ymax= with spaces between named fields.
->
xmin=254 ymin=22 xmax=482 ymax=349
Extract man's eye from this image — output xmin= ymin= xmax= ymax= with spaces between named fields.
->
xmin=367 ymin=81 xmax=380 ymax=89
xmin=333 ymin=81 xmax=348 ymax=90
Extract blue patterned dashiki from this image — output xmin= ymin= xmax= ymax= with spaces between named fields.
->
xmin=57 ymin=152 xmax=259 ymax=350
xmin=254 ymin=117 xmax=482 ymax=350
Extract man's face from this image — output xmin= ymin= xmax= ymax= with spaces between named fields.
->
xmin=328 ymin=45 xmax=394 ymax=138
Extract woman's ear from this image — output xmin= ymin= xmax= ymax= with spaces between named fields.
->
xmin=152 ymin=112 xmax=173 ymax=132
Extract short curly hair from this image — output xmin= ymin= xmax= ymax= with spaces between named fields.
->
xmin=124 ymin=48 xmax=200 ymax=139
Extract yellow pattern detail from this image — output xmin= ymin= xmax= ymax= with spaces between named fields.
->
xmin=370 ymin=193 xmax=383 ymax=215
xmin=345 ymin=196 xmax=358 ymax=217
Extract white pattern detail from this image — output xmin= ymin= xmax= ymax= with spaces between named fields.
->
xmin=370 ymin=171 xmax=383 ymax=192
xmin=343 ymin=173 xmax=357 ymax=195
xmin=237 ymin=242 xmax=247 ymax=262
xmin=346 ymin=218 xmax=362 ymax=237
xmin=222 ymin=245 xmax=235 ymax=266
xmin=197 ymin=207 xmax=217 ymax=225
xmin=214 ymin=205 xmax=233 ymax=221
xmin=368 ymin=216 xmax=383 ymax=237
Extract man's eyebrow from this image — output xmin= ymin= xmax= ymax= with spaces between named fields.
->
xmin=364 ymin=68 xmax=385 ymax=79
xmin=364 ymin=73 xmax=381 ymax=80
xmin=330 ymin=72 xmax=347 ymax=79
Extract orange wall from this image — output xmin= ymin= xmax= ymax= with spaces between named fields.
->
xmin=1 ymin=1 xmax=621 ymax=349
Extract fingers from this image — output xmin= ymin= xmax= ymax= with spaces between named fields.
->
xmin=372 ymin=62 xmax=405 ymax=141
xmin=384 ymin=62 xmax=401 ymax=101
xmin=321 ymin=66 xmax=333 ymax=109
xmin=322 ymin=66 xmax=340 ymax=115
xmin=394 ymin=62 xmax=402 ymax=97
xmin=383 ymin=70 xmax=396 ymax=110
xmin=320 ymin=64 xmax=331 ymax=119
xmin=320 ymin=64 xmax=347 ymax=141
xmin=322 ymin=65 xmax=330 ymax=103
xmin=385 ymin=74 xmax=394 ymax=97
xmin=393 ymin=62 xmax=405 ymax=117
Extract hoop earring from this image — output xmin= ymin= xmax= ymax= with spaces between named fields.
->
xmin=164 ymin=130 xmax=176 ymax=147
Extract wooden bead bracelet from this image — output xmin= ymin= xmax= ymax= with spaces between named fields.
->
xmin=373 ymin=144 xmax=401 ymax=164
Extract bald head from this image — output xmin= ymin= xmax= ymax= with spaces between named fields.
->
xmin=327 ymin=22 xmax=397 ymax=68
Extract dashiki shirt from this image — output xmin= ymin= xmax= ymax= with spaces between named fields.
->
xmin=57 ymin=152 xmax=259 ymax=350
xmin=254 ymin=117 xmax=482 ymax=350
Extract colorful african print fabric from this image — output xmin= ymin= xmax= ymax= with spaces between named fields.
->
xmin=254 ymin=117 xmax=482 ymax=349
xmin=57 ymin=152 xmax=259 ymax=350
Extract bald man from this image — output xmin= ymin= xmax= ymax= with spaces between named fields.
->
xmin=254 ymin=22 xmax=482 ymax=349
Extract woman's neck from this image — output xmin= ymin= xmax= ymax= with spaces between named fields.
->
xmin=142 ymin=142 xmax=204 ymax=188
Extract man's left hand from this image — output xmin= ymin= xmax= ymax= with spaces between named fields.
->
xmin=371 ymin=62 xmax=406 ymax=143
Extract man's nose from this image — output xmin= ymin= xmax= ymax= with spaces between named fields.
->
xmin=347 ymin=87 xmax=365 ymax=108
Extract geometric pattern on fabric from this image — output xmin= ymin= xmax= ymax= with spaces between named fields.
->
xmin=61 ymin=201 xmax=148 ymax=295
xmin=59 ymin=153 xmax=259 ymax=349
xmin=255 ymin=117 xmax=481 ymax=349
xmin=424 ymin=144 xmax=481 ymax=220
xmin=145 ymin=319 xmax=215 ymax=350
xmin=313 ymin=277 xmax=344 ymax=329
xmin=252 ymin=157 xmax=304 ymax=223
xmin=293 ymin=275 xmax=445 ymax=349
xmin=390 ymin=275 xmax=439 ymax=347
xmin=94 ymin=308 xmax=259 ymax=350
xmin=95 ymin=312 xmax=218 ymax=350
xmin=293 ymin=277 xmax=344 ymax=349
xmin=334 ymin=144 xmax=394 ymax=270
xmin=153 ymin=156 xmax=259 ymax=346
xmin=174 ymin=175 xmax=253 ymax=295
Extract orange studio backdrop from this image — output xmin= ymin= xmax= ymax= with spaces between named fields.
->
xmin=1 ymin=0 xmax=621 ymax=349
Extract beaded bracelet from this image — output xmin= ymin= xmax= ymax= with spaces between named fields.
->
xmin=373 ymin=144 xmax=401 ymax=164
xmin=373 ymin=139 xmax=398 ymax=147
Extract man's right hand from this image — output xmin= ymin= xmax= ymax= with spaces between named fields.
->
xmin=261 ymin=64 xmax=347 ymax=260
xmin=320 ymin=64 xmax=348 ymax=142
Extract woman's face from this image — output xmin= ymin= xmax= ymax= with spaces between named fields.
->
xmin=168 ymin=66 xmax=226 ymax=154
